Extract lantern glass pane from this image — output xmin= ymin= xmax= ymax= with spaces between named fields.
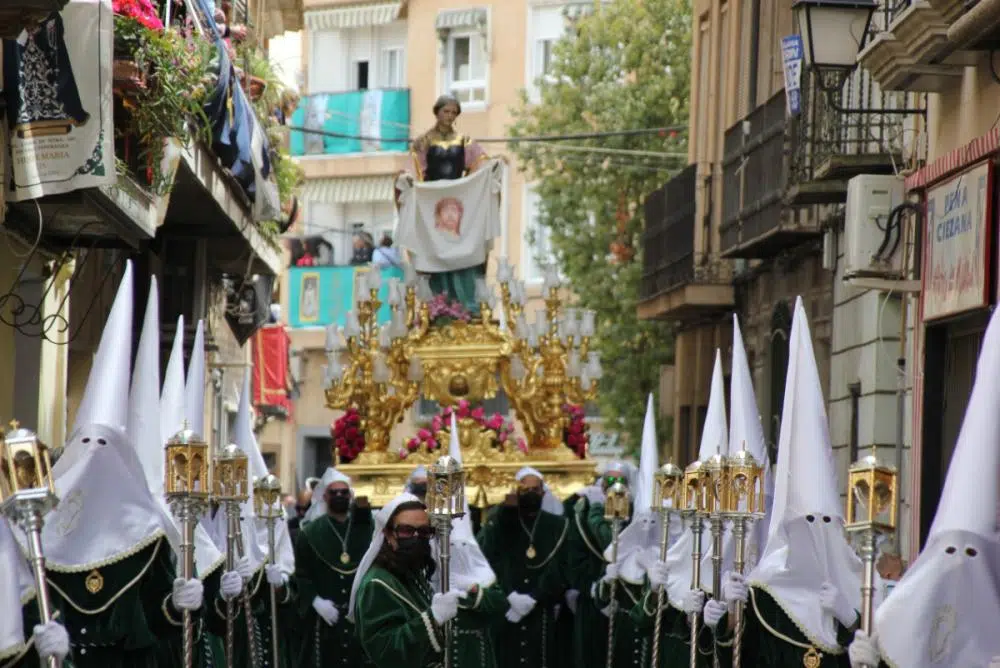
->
xmin=800 ymin=3 xmax=872 ymax=67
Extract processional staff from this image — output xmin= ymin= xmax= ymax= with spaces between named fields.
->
xmin=845 ymin=447 xmax=898 ymax=668
xmin=722 ymin=445 xmax=765 ymax=668
xmin=214 ymin=444 xmax=260 ymax=668
xmin=604 ymin=482 xmax=631 ymax=668
xmin=681 ymin=460 xmax=707 ymax=668
xmin=649 ymin=462 xmax=683 ymax=668
xmin=165 ymin=424 xmax=212 ymax=668
xmin=703 ymin=452 xmax=731 ymax=668
xmin=254 ymin=474 xmax=284 ymax=668
xmin=0 ymin=423 xmax=61 ymax=668
xmin=426 ymin=454 xmax=465 ymax=668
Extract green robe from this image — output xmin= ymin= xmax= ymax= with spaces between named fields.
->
xmin=477 ymin=506 xmax=570 ymax=668
xmin=354 ymin=565 xmax=441 ymax=668
xmin=29 ymin=536 xmax=183 ymax=668
xmin=567 ymin=496 xmax=610 ymax=668
xmin=5 ymin=600 xmax=77 ymax=668
xmin=594 ymin=578 xmax=650 ymax=668
xmin=293 ymin=509 xmax=373 ymax=668
xmin=251 ymin=567 xmax=299 ymax=668
xmin=630 ymin=586 xmax=716 ymax=668
xmin=715 ymin=586 xmax=854 ymax=668
xmin=450 ymin=582 xmax=507 ymax=668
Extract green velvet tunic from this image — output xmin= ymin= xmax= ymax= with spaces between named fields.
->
xmin=715 ymin=586 xmax=854 ymax=668
xmin=4 ymin=600 xmax=78 ymax=668
xmin=567 ymin=496 xmax=611 ymax=668
xmin=354 ymin=565 xmax=441 ymax=668
xmin=450 ymin=582 xmax=507 ymax=668
xmin=31 ymin=536 xmax=183 ymax=668
xmin=292 ymin=508 xmax=373 ymax=668
xmin=250 ymin=566 xmax=298 ymax=668
xmin=630 ymin=586 xmax=716 ymax=668
xmin=477 ymin=505 xmax=570 ymax=668
xmin=594 ymin=578 xmax=650 ymax=668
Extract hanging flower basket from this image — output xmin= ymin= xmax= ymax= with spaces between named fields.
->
xmin=113 ymin=59 xmax=147 ymax=96
xmin=332 ymin=408 xmax=365 ymax=462
xmin=563 ymin=403 xmax=589 ymax=459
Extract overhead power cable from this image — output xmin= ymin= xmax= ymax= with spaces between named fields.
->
xmin=286 ymin=125 xmax=687 ymax=145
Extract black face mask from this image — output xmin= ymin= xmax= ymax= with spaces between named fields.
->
xmin=518 ymin=491 xmax=543 ymax=513
xmin=327 ymin=496 xmax=351 ymax=513
xmin=409 ymin=483 xmax=427 ymax=498
xmin=394 ymin=537 xmax=433 ymax=570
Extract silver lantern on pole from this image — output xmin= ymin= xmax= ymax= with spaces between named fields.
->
xmin=426 ymin=454 xmax=465 ymax=668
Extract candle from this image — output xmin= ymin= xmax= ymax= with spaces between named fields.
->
xmin=580 ymin=309 xmax=596 ymax=337
xmin=344 ymin=312 xmax=361 ymax=338
xmin=368 ymin=269 xmax=382 ymax=292
xmin=403 ymin=263 xmax=417 ymax=286
xmin=497 ymin=257 xmax=513 ymax=283
xmin=325 ymin=324 xmax=340 ymax=351
xmin=373 ymin=356 xmax=391 ymax=384
xmin=407 ymin=356 xmax=424 ymax=382
xmin=387 ymin=278 xmax=401 ymax=307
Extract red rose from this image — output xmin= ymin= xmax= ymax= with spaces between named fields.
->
xmin=346 ymin=426 xmax=359 ymax=439
xmin=348 ymin=412 xmax=361 ymax=425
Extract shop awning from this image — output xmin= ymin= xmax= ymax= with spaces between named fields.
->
xmin=305 ymin=2 xmax=402 ymax=30
xmin=435 ymin=7 xmax=487 ymax=30
xmin=299 ymin=175 xmax=397 ymax=204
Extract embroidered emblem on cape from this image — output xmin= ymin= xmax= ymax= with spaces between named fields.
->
xmin=803 ymin=647 xmax=822 ymax=667
xmin=85 ymin=569 xmax=103 ymax=594
xmin=929 ymin=605 xmax=956 ymax=663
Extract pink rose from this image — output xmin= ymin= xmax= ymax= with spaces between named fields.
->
xmin=487 ymin=415 xmax=504 ymax=431
xmin=517 ymin=439 xmax=528 ymax=453
xmin=471 ymin=406 xmax=485 ymax=420
xmin=418 ymin=428 xmax=432 ymax=440
xmin=398 ymin=449 xmax=408 ymax=460
xmin=457 ymin=404 xmax=470 ymax=419
xmin=431 ymin=416 xmax=443 ymax=432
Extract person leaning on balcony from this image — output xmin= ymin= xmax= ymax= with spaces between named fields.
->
xmin=372 ymin=235 xmax=402 ymax=269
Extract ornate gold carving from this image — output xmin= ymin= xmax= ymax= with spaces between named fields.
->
xmin=85 ymin=569 xmax=104 ymax=594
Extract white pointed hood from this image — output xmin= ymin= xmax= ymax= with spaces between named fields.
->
xmin=305 ymin=467 xmax=353 ymax=523
xmin=603 ymin=395 xmax=662 ymax=584
xmin=234 ymin=371 xmax=293 ymax=575
xmin=184 ymin=320 xmax=206 ymax=436
xmin=146 ymin=310 xmax=224 ymax=580
xmin=666 ymin=351 xmax=735 ymax=602
xmin=40 ymin=262 xmax=180 ymax=570
xmin=730 ymin=314 xmax=774 ymax=565
xmin=876 ymin=306 xmax=1000 ymax=668
xmin=0 ymin=518 xmax=34 ymax=660
xmin=747 ymin=297 xmax=862 ymax=651
xmin=432 ymin=413 xmax=496 ymax=591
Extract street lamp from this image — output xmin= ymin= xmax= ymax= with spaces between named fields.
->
xmin=792 ymin=0 xmax=877 ymax=71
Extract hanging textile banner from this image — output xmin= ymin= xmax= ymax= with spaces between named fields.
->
xmin=252 ymin=325 xmax=294 ymax=417
xmin=2 ymin=0 xmax=115 ymax=201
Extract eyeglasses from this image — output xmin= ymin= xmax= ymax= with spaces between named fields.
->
xmin=325 ymin=488 xmax=351 ymax=498
xmin=394 ymin=524 xmax=435 ymax=540
xmin=605 ymin=476 xmax=627 ymax=486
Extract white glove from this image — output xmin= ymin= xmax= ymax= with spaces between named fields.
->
xmin=602 ymin=561 xmax=620 ymax=583
xmin=582 ymin=486 xmax=605 ymax=504
xmin=235 ymin=555 xmax=255 ymax=582
xmin=172 ymin=577 xmax=204 ymax=610
xmin=507 ymin=592 xmax=537 ymax=617
xmin=33 ymin=621 xmax=69 ymax=661
xmin=647 ymin=560 xmax=669 ymax=589
xmin=264 ymin=564 xmax=287 ymax=587
xmin=220 ymin=571 xmax=243 ymax=600
xmin=312 ymin=596 xmax=339 ymax=626
xmin=722 ymin=571 xmax=749 ymax=603
xmin=702 ymin=599 xmax=727 ymax=629
xmin=431 ymin=591 xmax=460 ymax=625
xmin=565 ymin=589 xmax=580 ymax=614
xmin=848 ymin=630 xmax=881 ymax=667
xmin=820 ymin=582 xmax=857 ymax=626
xmin=681 ymin=589 xmax=705 ymax=615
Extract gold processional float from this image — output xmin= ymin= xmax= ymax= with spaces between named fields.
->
xmin=324 ymin=261 xmax=602 ymax=506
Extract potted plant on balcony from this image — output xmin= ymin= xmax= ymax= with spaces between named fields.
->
xmin=112 ymin=1 xmax=163 ymax=96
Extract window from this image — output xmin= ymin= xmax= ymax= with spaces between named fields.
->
xmin=381 ymin=47 xmax=404 ymax=88
xmin=355 ymin=60 xmax=370 ymax=90
xmin=446 ymin=33 xmax=487 ymax=104
xmin=522 ymin=185 xmax=557 ymax=283
xmin=535 ymin=38 xmax=555 ymax=79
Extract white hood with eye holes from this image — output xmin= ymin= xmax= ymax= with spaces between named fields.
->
xmin=747 ymin=298 xmax=864 ymax=651
xmin=876 ymin=305 xmax=1000 ymax=668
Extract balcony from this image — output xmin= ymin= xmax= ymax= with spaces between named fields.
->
xmin=638 ymin=165 xmax=733 ymax=321
xmin=859 ymin=0 xmax=974 ymax=92
xmin=720 ymin=91 xmax=819 ymax=258
xmin=289 ymin=89 xmax=411 ymax=158
xmin=287 ymin=265 xmax=405 ymax=328
xmin=785 ymin=69 xmax=911 ymax=203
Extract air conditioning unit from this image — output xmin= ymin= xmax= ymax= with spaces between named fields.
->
xmin=843 ymin=174 xmax=905 ymax=281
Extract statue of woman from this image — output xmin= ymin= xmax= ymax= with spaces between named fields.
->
xmin=400 ymin=95 xmax=495 ymax=313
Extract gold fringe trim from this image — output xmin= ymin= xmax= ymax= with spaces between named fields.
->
xmin=527 ymin=518 xmax=569 ymax=570
xmin=197 ymin=555 xmax=226 ymax=581
xmin=46 ymin=538 xmax=163 ymax=616
xmin=41 ymin=529 xmax=166 ymax=573
xmin=574 ymin=506 xmax=608 ymax=562
xmin=748 ymin=584 xmax=845 ymax=655
xmin=0 ymin=641 xmax=27 ymax=663
xmin=0 ymin=609 xmax=60 ymax=668
xmin=304 ymin=537 xmax=358 ymax=576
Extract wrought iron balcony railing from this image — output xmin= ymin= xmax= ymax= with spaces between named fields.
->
xmin=641 ymin=165 xmax=697 ymax=301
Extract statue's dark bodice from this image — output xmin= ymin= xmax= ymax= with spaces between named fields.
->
xmin=425 ymin=139 xmax=466 ymax=181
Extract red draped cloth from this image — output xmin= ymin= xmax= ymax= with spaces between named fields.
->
xmin=252 ymin=324 xmax=293 ymax=417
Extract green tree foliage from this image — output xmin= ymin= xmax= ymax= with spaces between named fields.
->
xmin=508 ymin=0 xmax=692 ymax=451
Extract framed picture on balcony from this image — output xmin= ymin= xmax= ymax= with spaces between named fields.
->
xmin=922 ymin=161 xmax=993 ymax=322
xmin=299 ymin=272 xmax=320 ymax=323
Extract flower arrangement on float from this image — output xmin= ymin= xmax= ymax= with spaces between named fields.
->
xmin=563 ymin=403 xmax=589 ymax=459
xmin=426 ymin=293 xmax=472 ymax=326
xmin=398 ymin=400 xmax=528 ymax=460
xmin=332 ymin=408 xmax=365 ymax=462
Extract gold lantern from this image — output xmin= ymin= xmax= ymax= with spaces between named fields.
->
xmin=426 ymin=455 xmax=465 ymax=518
xmin=0 ymin=422 xmax=56 ymax=511
xmin=653 ymin=461 xmax=684 ymax=512
xmin=846 ymin=450 xmax=897 ymax=534
xmin=701 ymin=453 xmax=731 ymax=516
xmin=682 ymin=460 xmax=706 ymax=516
xmin=254 ymin=474 xmax=283 ymax=520
xmin=604 ymin=481 xmax=631 ymax=521
xmin=164 ymin=427 xmax=211 ymax=500
xmin=214 ymin=444 xmax=250 ymax=503
xmin=725 ymin=448 xmax=766 ymax=517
